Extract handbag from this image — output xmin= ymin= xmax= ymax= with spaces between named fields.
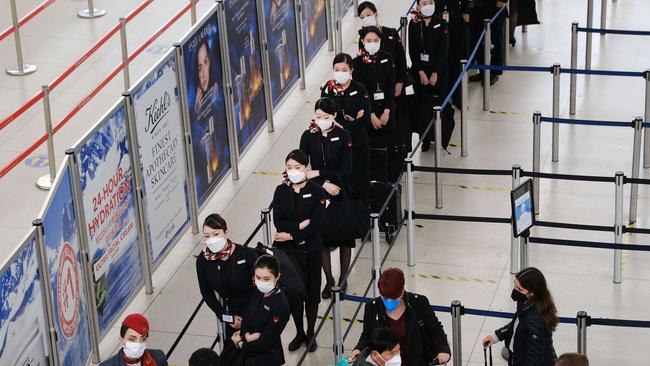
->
xmin=319 ymin=188 xmax=370 ymax=242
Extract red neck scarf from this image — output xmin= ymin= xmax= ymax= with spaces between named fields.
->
xmin=202 ymin=241 xmax=234 ymax=261
xmin=358 ymin=47 xmax=376 ymax=64
xmin=410 ymin=10 xmax=425 ymax=23
xmin=121 ymin=350 xmax=157 ymax=366
xmin=322 ymin=79 xmax=345 ymax=97
xmin=308 ymin=119 xmax=320 ymax=134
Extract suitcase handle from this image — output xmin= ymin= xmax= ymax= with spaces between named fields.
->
xmin=483 ymin=345 xmax=493 ymax=366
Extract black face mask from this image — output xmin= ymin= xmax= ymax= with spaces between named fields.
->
xmin=511 ymin=288 xmax=527 ymax=303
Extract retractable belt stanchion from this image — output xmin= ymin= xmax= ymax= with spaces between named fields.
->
xmin=6 ymin=0 xmax=37 ymax=76
xmin=613 ymin=171 xmax=624 ymax=284
xmin=36 ymin=85 xmax=56 ymax=190
xmin=510 ymin=165 xmax=522 ymax=274
xmin=295 ymin=0 xmax=307 ymax=90
xmin=326 ymin=0 xmax=334 ymax=52
xmin=552 ymin=64 xmax=561 ymax=163
xmin=483 ymin=19 xmax=491 ymax=111
xmin=586 ymin=0 xmax=594 ymax=70
xmin=255 ymin=0 xmax=276 ymax=133
xmin=262 ymin=208 xmax=273 ymax=247
xmin=354 ymin=0 xmax=359 ymax=17
xmin=461 ymin=59 xmax=469 ymax=157
xmin=406 ymin=158 xmax=415 ymax=266
xmin=576 ymin=311 xmax=590 ymax=355
xmin=570 ymin=22 xmax=578 ymax=116
xmin=332 ymin=287 xmax=344 ymax=364
xmin=629 ymin=117 xmax=643 ymax=223
xmin=504 ymin=1 xmax=510 ymax=66
xmin=532 ymin=112 xmax=541 ymax=214
xmin=78 ymin=0 xmax=106 ymax=18
xmin=600 ymin=0 xmax=607 ymax=34
xmin=451 ymin=300 xmax=463 ymax=366
xmin=644 ymin=70 xmax=650 ymax=169
xmin=119 ymin=17 xmax=130 ymax=91
xmin=191 ymin=0 xmax=198 ymax=25
xmin=434 ymin=106 xmax=443 ymax=209
xmin=371 ymin=213 xmax=381 ymax=297
xmin=334 ymin=0 xmax=343 ymax=54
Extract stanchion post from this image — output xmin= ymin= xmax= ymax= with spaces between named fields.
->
xmin=483 ymin=19 xmax=491 ymax=111
xmin=332 ymin=287 xmax=344 ymax=363
xmin=570 ymin=22 xmax=578 ymax=115
xmin=600 ymin=0 xmax=607 ymax=34
xmin=511 ymin=164 xmax=522 ymax=274
xmin=504 ymin=0 xmax=510 ymax=66
xmin=613 ymin=171 xmax=624 ymax=284
xmin=36 ymin=85 xmax=56 ymax=190
xmin=334 ymin=0 xmax=343 ymax=54
xmin=406 ymin=158 xmax=415 ymax=266
xmin=353 ymin=0 xmax=359 ymax=17
xmin=451 ymin=300 xmax=463 ymax=366
xmin=434 ymin=106 xmax=443 ymax=209
xmin=643 ymin=70 xmax=650 ymax=169
xmin=78 ymin=0 xmax=106 ymax=18
xmin=119 ymin=17 xmax=130 ymax=91
xmin=576 ymin=311 xmax=589 ymax=355
xmin=262 ymin=208 xmax=273 ymax=247
xmin=255 ymin=0 xmax=276 ymax=133
xmin=371 ymin=213 xmax=381 ymax=297
xmin=295 ymin=0 xmax=307 ymax=90
xmin=629 ymin=117 xmax=643 ymax=223
xmin=326 ymin=0 xmax=334 ymax=52
xmin=532 ymin=112 xmax=541 ymax=214
xmin=191 ymin=0 xmax=197 ymax=25
xmin=519 ymin=233 xmax=529 ymax=270
xmin=6 ymin=0 xmax=37 ymax=76
xmin=400 ymin=17 xmax=408 ymax=48
xmin=552 ymin=64 xmax=561 ymax=163
xmin=461 ymin=59 xmax=469 ymax=157
xmin=586 ymin=0 xmax=594 ymax=70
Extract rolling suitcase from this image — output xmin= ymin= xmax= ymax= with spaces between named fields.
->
xmin=368 ymin=146 xmax=404 ymax=183
xmin=368 ymin=181 xmax=403 ymax=242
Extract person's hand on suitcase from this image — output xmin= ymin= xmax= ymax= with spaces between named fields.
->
xmin=483 ymin=335 xmax=496 ymax=347
xmin=429 ymin=72 xmax=438 ymax=87
xmin=371 ymin=114 xmax=383 ymax=129
xmin=323 ymin=182 xmax=341 ymax=196
xmin=274 ymin=232 xmax=291 ymax=242
xmin=380 ymin=109 xmax=390 ymax=125
xmin=436 ymin=352 xmax=451 ymax=364
xmin=395 ymin=82 xmax=403 ymax=97
xmin=299 ymin=219 xmax=311 ymax=230
xmin=419 ymin=70 xmax=430 ymax=85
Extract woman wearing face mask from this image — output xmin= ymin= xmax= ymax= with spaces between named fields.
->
xmin=272 ymin=149 xmax=326 ymax=352
xmin=409 ymin=0 xmax=455 ymax=152
xmin=100 ymin=313 xmax=168 ymax=366
xmin=231 ymin=255 xmax=290 ymax=366
xmin=196 ymin=214 xmax=259 ymax=338
xmin=353 ymin=327 xmax=402 ymax=366
xmin=352 ymin=268 xmax=451 ymax=366
xmin=321 ymin=53 xmax=371 ymax=202
xmin=483 ymin=267 xmax=558 ymax=366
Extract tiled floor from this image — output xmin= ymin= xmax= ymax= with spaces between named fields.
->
xmin=1 ymin=0 xmax=650 ymax=365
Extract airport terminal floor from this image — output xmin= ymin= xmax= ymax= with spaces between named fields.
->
xmin=1 ymin=0 xmax=650 ymax=365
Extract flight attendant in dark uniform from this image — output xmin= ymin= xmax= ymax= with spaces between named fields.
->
xmin=357 ymin=1 xmax=411 ymax=152
xmin=409 ymin=0 xmax=455 ymax=151
xmin=272 ymin=149 xmax=326 ymax=352
xmin=469 ymin=0 xmax=506 ymax=84
xmin=299 ymin=98 xmax=354 ymax=301
xmin=321 ymin=53 xmax=371 ymax=202
xmin=196 ymin=214 xmax=258 ymax=339
xmin=231 ymin=255 xmax=290 ymax=366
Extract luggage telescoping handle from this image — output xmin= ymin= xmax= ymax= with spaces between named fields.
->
xmin=483 ymin=345 xmax=493 ymax=366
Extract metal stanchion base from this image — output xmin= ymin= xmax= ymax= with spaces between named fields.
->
xmin=36 ymin=175 xmax=53 ymax=190
xmin=78 ymin=8 xmax=106 ymax=18
xmin=6 ymin=64 xmax=37 ymax=76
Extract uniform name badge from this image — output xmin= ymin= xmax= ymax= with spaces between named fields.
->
xmin=302 ymin=193 xmax=312 ymax=198
xmin=420 ymin=53 xmax=430 ymax=62
xmin=222 ymin=314 xmax=234 ymax=323
xmin=405 ymin=85 xmax=415 ymax=96
xmin=374 ymin=91 xmax=385 ymax=101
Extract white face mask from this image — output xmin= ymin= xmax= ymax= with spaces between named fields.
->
xmin=361 ymin=15 xmax=377 ymax=27
xmin=333 ymin=71 xmax=351 ymax=85
xmin=364 ymin=41 xmax=381 ymax=55
xmin=380 ymin=352 xmax=402 ymax=366
xmin=316 ymin=119 xmax=333 ymax=131
xmin=287 ymin=169 xmax=306 ymax=184
xmin=256 ymin=280 xmax=276 ymax=294
xmin=123 ymin=341 xmax=147 ymax=360
xmin=420 ymin=4 xmax=435 ymax=17
xmin=205 ymin=236 xmax=226 ymax=253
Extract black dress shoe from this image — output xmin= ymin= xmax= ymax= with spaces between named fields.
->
xmin=288 ymin=332 xmax=306 ymax=351
xmin=510 ymin=37 xmax=516 ymax=47
xmin=490 ymin=74 xmax=499 ymax=85
xmin=422 ymin=141 xmax=431 ymax=152
xmin=306 ymin=337 xmax=318 ymax=353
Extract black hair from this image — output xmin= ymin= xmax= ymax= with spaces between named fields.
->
xmin=203 ymin=213 xmax=227 ymax=231
xmin=285 ymin=149 xmax=309 ymax=166
xmin=369 ymin=327 xmax=399 ymax=353
xmin=314 ymin=97 xmax=337 ymax=115
xmin=359 ymin=25 xmax=382 ymax=40
xmin=254 ymin=254 xmax=280 ymax=277
xmin=120 ymin=324 xmax=148 ymax=338
xmin=332 ymin=53 xmax=354 ymax=68
xmin=357 ymin=1 xmax=377 ymax=17
xmin=189 ymin=348 xmax=220 ymax=366
xmin=195 ymin=38 xmax=215 ymax=93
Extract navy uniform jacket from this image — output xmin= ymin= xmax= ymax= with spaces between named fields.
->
xmin=240 ymin=289 xmax=290 ymax=365
xmin=99 ymin=349 xmax=168 ymax=366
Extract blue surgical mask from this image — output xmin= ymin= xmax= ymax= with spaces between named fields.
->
xmin=382 ymin=298 xmax=400 ymax=313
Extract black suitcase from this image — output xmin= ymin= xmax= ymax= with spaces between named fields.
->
xmin=368 ymin=181 xmax=403 ymax=242
xmin=368 ymin=146 xmax=404 ymax=183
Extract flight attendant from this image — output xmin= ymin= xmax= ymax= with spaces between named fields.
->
xmin=272 ymin=149 xmax=326 ymax=352
xmin=231 ymin=255 xmax=291 ymax=366
xmin=321 ymin=53 xmax=371 ymax=202
xmin=196 ymin=214 xmax=259 ymax=338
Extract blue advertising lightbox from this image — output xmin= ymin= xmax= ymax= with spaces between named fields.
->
xmin=302 ymin=0 xmax=328 ymax=64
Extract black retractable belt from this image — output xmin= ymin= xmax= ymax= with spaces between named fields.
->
xmin=483 ymin=345 xmax=493 ymax=366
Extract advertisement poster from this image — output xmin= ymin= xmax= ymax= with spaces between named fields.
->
xmin=225 ymin=0 xmax=268 ymax=153
xmin=131 ymin=54 xmax=190 ymax=264
xmin=0 ymin=232 xmax=50 ymax=366
xmin=302 ymin=0 xmax=328 ymax=64
xmin=182 ymin=13 xmax=232 ymax=206
xmin=77 ymin=102 xmax=143 ymax=335
xmin=42 ymin=165 xmax=93 ymax=366
xmin=263 ymin=0 xmax=301 ymax=107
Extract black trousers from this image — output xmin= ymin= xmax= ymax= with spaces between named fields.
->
xmin=471 ymin=10 xmax=506 ymax=73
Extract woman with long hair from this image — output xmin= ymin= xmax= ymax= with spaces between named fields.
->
xmin=483 ymin=267 xmax=558 ymax=365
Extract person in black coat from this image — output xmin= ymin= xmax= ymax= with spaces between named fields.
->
xmin=272 ymin=149 xmax=326 ymax=352
xmin=321 ymin=53 xmax=371 ymax=202
xmin=469 ymin=0 xmax=507 ymax=84
xmin=230 ymin=255 xmax=290 ymax=366
xmin=408 ymin=0 xmax=455 ymax=152
xmin=196 ymin=214 xmax=258 ymax=339
xmin=483 ymin=267 xmax=558 ymax=366
xmin=352 ymin=268 xmax=451 ymax=365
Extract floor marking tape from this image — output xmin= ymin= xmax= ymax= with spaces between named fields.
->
xmin=411 ymin=273 xmax=497 ymax=284
xmin=253 ymin=171 xmax=283 ymax=177
xmin=489 ymin=110 xmax=525 ymax=116
xmin=317 ymin=315 xmax=364 ymax=324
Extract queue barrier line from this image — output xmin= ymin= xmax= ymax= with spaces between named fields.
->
xmin=540 ymin=116 xmax=632 ymax=128
xmin=624 ymin=226 xmax=650 ymax=235
xmin=562 ymin=68 xmax=644 ymax=78
xmin=624 ymin=176 xmax=650 ymax=185
xmin=412 ymin=165 xmax=617 ymax=183
xmin=535 ymin=220 xmax=612 ymax=233
xmin=529 ymin=236 xmax=650 ymax=252
xmin=469 ymin=64 xmax=551 ymax=73
xmin=520 ymin=170 xmax=616 ymax=183
xmin=577 ymin=27 xmax=650 ymax=36
xmin=470 ymin=63 xmax=645 ymax=78
xmin=0 ymin=0 xmax=56 ymax=42
xmin=413 ymin=165 xmax=512 ymax=176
